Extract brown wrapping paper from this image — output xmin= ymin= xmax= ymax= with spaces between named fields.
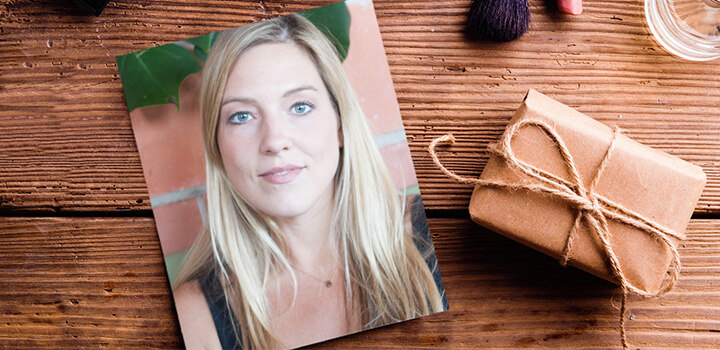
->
xmin=469 ymin=89 xmax=706 ymax=294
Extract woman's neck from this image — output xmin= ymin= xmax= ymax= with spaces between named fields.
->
xmin=273 ymin=195 xmax=337 ymax=271
xmin=266 ymin=193 xmax=362 ymax=348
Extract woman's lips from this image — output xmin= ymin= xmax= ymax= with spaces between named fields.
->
xmin=259 ymin=166 xmax=303 ymax=184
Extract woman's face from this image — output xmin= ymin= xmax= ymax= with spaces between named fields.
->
xmin=217 ymin=42 xmax=341 ymax=223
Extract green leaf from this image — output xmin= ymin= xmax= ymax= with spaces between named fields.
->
xmin=300 ymin=1 xmax=351 ymax=61
xmin=116 ymin=43 xmax=202 ymax=113
xmin=185 ymin=32 xmax=219 ymax=63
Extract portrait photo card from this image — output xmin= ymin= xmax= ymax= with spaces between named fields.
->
xmin=116 ymin=1 xmax=448 ymax=348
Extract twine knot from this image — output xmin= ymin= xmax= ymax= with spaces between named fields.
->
xmin=429 ymin=119 xmax=684 ymax=349
xmin=578 ymin=197 xmax=597 ymax=213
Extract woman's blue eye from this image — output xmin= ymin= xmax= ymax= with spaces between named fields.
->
xmin=291 ymin=101 xmax=314 ymax=115
xmin=229 ymin=112 xmax=253 ymax=124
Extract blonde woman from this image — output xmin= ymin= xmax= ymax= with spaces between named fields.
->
xmin=173 ymin=13 xmax=446 ymax=350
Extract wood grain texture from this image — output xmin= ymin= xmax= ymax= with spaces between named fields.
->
xmin=0 ymin=217 xmax=181 ymax=348
xmin=1 ymin=0 xmax=718 ymax=214
xmin=1 ymin=1 xmax=719 ymax=348
xmin=1 ymin=217 xmax=718 ymax=349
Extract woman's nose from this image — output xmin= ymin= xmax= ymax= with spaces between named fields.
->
xmin=259 ymin=115 xmax=292 ymax=154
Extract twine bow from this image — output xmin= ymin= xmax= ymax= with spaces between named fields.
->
xmin=428 ymin=118 xmax=684 ymax=349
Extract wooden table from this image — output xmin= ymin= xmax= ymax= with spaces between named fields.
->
xmin=1 ymin=0 xmax=719 ymax=348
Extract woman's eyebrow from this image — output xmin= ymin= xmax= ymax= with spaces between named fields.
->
xmin=221 ymin=96 xmax=255 ymax=106
xmin=283 ymin=85 xmax=318 ymax=97
xmin=221 ymin=86 xmax=318 ymax=106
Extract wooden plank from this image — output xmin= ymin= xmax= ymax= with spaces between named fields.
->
xmin=1 ymin=217 xmax=718 ymax=348
xmin=0 ymin=217 xmax=181 ymax=348
xmin=1 ymin=0 xmax=718 ymax=213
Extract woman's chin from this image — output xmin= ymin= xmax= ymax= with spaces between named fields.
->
xmin=254 ymin=201 xmax=314 ymax=222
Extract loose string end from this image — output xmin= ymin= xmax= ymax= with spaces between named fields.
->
xmin=437 ymin=133 xmax=456 ymax=144
xmin=620 ymin=287 xmax=629 ymax=350
xmin=428 ymin=134 xmax=482 ymax=185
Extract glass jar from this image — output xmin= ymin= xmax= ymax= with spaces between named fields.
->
xmin=645 ymin=0 xmax=720 ymax=61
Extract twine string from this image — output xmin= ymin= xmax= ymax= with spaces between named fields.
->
xmin=428 ymin=119 xmax=683 ymax=349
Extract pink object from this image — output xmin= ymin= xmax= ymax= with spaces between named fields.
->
xmin=558 ymin=0 xmax=582 ymax=15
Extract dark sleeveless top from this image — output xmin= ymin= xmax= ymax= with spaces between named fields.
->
xmin=198 ymin=196 xmax=448 ymax=349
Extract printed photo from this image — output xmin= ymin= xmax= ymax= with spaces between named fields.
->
xmin=116 ymin=1 xmax=448 ymax=348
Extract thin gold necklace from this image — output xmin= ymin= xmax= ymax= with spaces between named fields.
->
xmin=292 ymin=265 xmax=335 ymax=288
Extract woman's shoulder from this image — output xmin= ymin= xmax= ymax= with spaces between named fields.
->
xmin=174 ymin=280 xmax=223 ymax=350
xmin=174 ymin=279 xmax=205 ymax=306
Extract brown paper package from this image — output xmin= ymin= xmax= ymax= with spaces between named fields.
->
xmin=470 ymin=89 xmax=706 ymax=294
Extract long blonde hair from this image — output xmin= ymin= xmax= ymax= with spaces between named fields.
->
xmin=175 ymin=13 xmax=444 ymax=349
